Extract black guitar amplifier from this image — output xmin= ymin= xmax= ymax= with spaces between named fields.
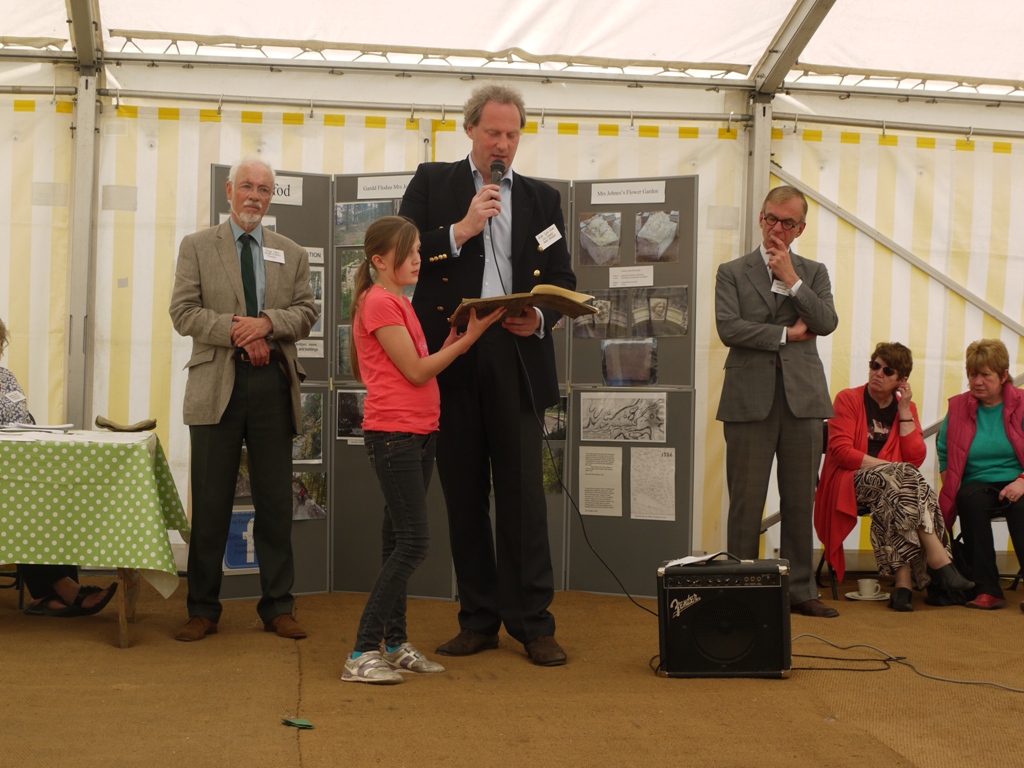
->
xmin=657 ymin=556 xmax=791 ymax=678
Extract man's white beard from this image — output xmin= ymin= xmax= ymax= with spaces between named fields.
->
xmin=237 ymin=206 xmax=263 ymax=227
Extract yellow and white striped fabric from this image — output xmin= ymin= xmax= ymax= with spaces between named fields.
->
xmin=0 ymin=99 xmax=74 ymax=426
xmin=4 ymin=96 xmax=1023 ymax=564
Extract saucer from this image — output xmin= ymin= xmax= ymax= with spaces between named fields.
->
xmin=845 ymin=590 xmax=890 ymax=602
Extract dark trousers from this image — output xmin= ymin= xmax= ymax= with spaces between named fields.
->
xmin=187 ymin=358 xmax=295 ymax=624
xmin=436 ymin=330 xmax=556 ymax=644
xmin=723 ymin=367 xmax=822 ymax=604
xmin=18 ymin=564 xmax=78 ymax=600
xmin=956 ymin=481 xmax=1024 ymax=598
xmin=354 ymin=431 xmax=436 ymax=652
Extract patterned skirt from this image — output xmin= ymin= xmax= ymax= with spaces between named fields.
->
xmin=853 ymin=462 xmax=949 ymax=589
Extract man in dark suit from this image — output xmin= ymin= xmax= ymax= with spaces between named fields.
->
xmin=399 ymin=84 xmax=575 ymax=665
xmin=170 ymin=157 xmax=317 ymax=641
xmin=715 ymin=186 xmax=839 ymax=618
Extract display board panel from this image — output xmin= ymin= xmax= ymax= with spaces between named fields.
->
xmin=569 ymin=176 xmax=698 ymax=389
xmin=209 ymin=165 xmax=333 ymax=598
xmin=565 ymin=382 xmax=694 ymax=596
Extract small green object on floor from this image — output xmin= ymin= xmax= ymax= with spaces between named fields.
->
xmin=282 ymin=717 xmax=314 ymax=730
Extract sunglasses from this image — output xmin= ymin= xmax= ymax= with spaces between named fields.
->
xmin=869 ymin=360 xmax=897 ymax=377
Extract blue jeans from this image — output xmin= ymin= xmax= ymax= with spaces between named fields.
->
xmin=354 ymin=431 xmax=436 ymax=652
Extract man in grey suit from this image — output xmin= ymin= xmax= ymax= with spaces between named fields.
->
xmin=715 ymin=186 xmax=839 ymax=618
xmin=170 ymin=157 xmax=317 ymax=641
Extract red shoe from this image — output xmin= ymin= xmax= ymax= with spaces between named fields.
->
xmin=965 ymin=594 xmax=1006 ymax=610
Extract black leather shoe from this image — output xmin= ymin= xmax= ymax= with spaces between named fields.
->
xmin=889 ymin=587 xmax=914 ymax=612
xmin=790 ymin=598 xmax=839 ymax=618
xmin=435 ymin=629 xmax=499 ymax=656
xmin=930 ymin=563 xmax=974 ymax=593
xmin=525 ymin=636 xmax=567 ymax=666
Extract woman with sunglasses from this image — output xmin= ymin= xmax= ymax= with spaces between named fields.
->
xmin=815 ymin=342 xmax=972 ymax=611
xmin=937 ymin=338 xmax=1024 ymax=610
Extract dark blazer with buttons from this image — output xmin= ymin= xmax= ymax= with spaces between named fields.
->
xmin=399 ymin=158 xmax=575 ymax=410
xmin=715 ymin=247 xmax=837 ymax=423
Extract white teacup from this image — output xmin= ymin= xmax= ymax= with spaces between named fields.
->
xmin=857 ymin=578 xmax=881 ymax=597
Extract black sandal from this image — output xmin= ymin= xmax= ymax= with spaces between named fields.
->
xmin=23 ymin=583 xmax=118 ymax=618
xmin=23 ymin=593 xmax=68 ymax=617
xmin=72 ymin=582 xmax=118 ymax=617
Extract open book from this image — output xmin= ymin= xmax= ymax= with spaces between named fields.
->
xmin=449 ymin=284 xmax=599 ymax=327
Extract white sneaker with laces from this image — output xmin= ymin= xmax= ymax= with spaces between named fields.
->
xmin=383 ymin=643 xmax=446 ymax=674
xmin=341 ymin=651 xmax=404 ymax=685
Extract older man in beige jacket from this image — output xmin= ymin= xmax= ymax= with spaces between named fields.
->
xmin=170 ymin=157 xmax=317 ymax=642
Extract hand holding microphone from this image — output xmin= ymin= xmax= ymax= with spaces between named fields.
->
xmin=454 ymin=160 xmax=506 ymax=247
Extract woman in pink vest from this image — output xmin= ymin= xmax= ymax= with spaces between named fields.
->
xmin=815 ymin=342 xmax=972 ymax=611
xmin=938 ymin=339 xmax=1024 ymax=610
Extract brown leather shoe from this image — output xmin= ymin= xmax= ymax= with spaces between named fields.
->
xmin=790 ymin=598 xmax=839 ymax=618
xmin=525 ymin=636 xmax=567 ymax=666
xmin=175 ymin=616 xmax=217 ymax=642
xmin=264 ymin=613 xmax=307 ymax=639
xmin=435 ymin=629 xmax=499 ymax=656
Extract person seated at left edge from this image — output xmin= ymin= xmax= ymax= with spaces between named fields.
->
xmin=0 ymin=316 xmax=118 ymax=617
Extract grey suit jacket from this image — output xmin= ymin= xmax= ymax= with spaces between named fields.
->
xmin=715 ymin=247 xmax=837 ymax=423
xmin=169 ymin=221 xmax=317 ymax=431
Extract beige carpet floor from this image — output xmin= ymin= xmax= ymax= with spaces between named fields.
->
xmin=3 ymin=576 xmax=1023 ymax=767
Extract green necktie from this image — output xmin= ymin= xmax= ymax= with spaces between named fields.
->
xmin=239 ymin=233 xmax=258 ymax=317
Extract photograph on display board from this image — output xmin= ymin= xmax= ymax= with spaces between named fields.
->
xmin=235 ymin=445 xmax=251 ymax=499
xmin=309 ymin=266 xmax=324 ymax=338
xmin=631 ymin=286 xmax=688 ymax=337
xmin=544 ymin=396 xmax=568 ymax=441
xmin=292 ymin=472 xmax=327 ymax=520
xmin=580 ymin=390 xmax=667 ymax=443
xmin=223 ymin=508 xmax=258 ymax=573
xmin=578 ymin=212 xmax=622 ymax=266
xmin=337 ymin=248 xmax=364 ymax=321
xmin=337 ymin=390 xmax=367 ymax=439
xmin=542 ymin=445 xmax=564 ymax=495
xmin=335 ymin=201 xmax=394 ymax=247
xmin=337 ymin=325 xmax=352 ymax=377
xmin=601 ymin=338 xmax=659 ymax=387
xmin=292 ymin=392 xmax=323 ymax=463
xmin=572 ymin=288 xmax=629 ymax=339
xmin=635 ymin=210 xmax=680 ymax=263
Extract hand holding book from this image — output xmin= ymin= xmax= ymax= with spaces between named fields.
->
xmin=449 ymin=284 xmax=598 ymax=327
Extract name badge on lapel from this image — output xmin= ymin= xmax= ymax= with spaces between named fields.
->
xmin=770 ymin=279 xmax=792 ymax=296
xmin=535 ymin=224 xmax=562 ymax=251
xmin=263 ymin=247 xmax=286 ymax=264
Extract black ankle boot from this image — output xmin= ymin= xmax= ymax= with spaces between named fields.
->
xmin=889 ymin=587 xmax=913 ymax=612
xmin=931 ymin=563 xmax=974 ymax=593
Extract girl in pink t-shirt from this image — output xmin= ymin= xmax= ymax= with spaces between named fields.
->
xmin=342 ymin=216 xmax=503 ymax=685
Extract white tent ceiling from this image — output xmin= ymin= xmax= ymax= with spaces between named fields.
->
xmin=5 ymin=0 xmax=1024 ymax=97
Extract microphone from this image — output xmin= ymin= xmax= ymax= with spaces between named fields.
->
xmin=490 ymin=160 xmax=506 ymax=185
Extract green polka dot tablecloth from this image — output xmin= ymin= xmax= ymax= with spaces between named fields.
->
xmin=0 ymin=430 xmax=190 ymax=598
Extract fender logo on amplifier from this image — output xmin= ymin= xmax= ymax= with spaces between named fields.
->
xmin=670 ymin=594 xmax=701 ymax=617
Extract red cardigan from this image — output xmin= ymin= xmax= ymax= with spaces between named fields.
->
xmin=813 ymin=385 xmax=926 ymax=582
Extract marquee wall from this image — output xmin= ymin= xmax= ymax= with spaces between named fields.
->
xmin=3 ymin=90 xmax=1023 ymax=565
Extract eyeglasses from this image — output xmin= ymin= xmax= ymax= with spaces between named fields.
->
xmin=869 ymin=360 xmax=897 ymax=377
xmin=762 ymin=213 xmax=802 ymax=231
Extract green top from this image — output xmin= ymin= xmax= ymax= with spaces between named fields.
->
xmin=937 ymin=402 xmax=1024 ymax=483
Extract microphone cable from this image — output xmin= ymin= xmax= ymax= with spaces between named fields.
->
xmin=478 ymin=168 xmax=656 ymax=618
